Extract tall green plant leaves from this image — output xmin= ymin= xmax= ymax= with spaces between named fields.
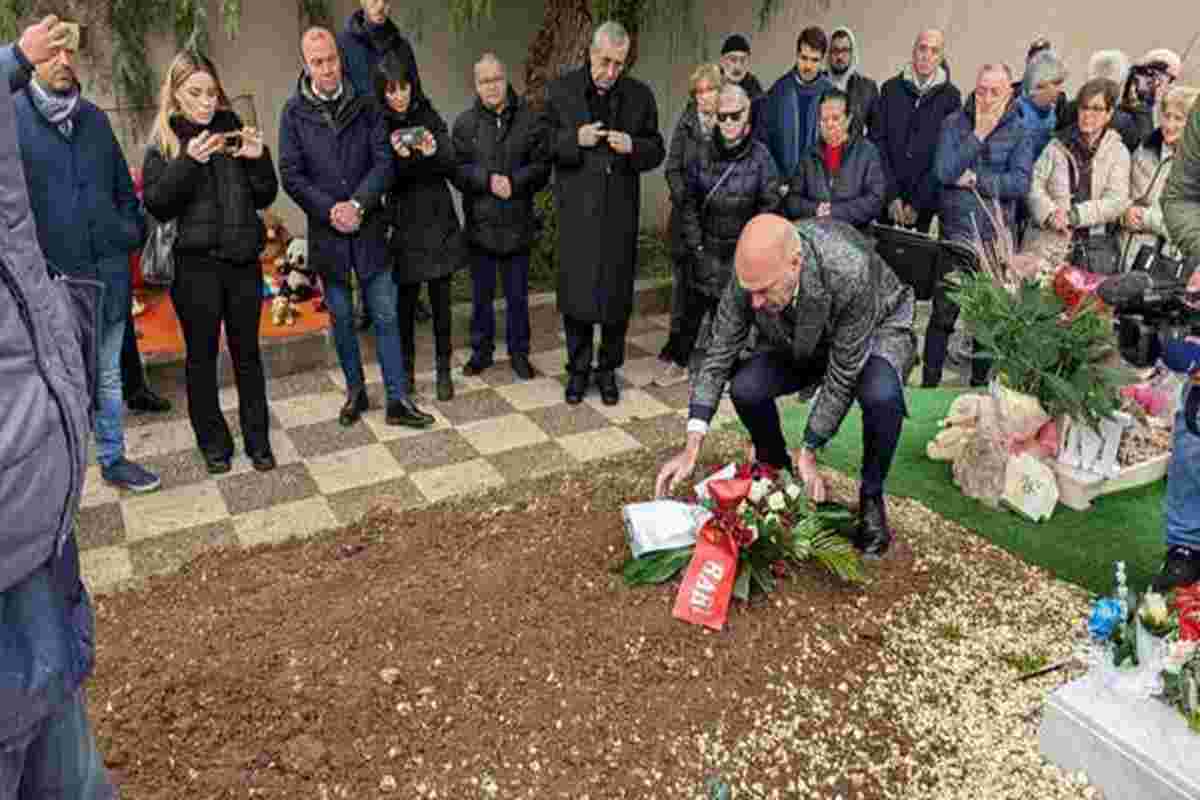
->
xmin=948 ymin=270 xmax=1127 ymax=425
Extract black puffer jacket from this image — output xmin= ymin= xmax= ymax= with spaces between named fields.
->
xmin=681 ymin=134 xmax=781 ymax=296
xmin=664 ymin=100 xmax=713 ymax=259
xmin=783 ymin=134 xmax=886 ymax=229
xmin=451 ymin=86 xmax=549 ymax=256
xmin=142 ymin=110 xmax=278 ymax=265
xmin=384 ymin=96 xmax=465 ymax=284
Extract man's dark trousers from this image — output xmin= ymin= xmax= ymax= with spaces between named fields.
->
xmin=563 ymin=315 xmax=629 ymax=376
xmin=729 ymin=351 xmax=906 ymax=498
xmin=469 ymin=248 xmax=531 ymax=359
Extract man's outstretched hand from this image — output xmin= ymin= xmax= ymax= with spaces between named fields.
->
xmin=790 ymin=447 xmax=827 ymax=503
xmin=655 ymin=448 xmax=699 ymax=498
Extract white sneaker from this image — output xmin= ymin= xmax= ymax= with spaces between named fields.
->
xmin=653 ymin=362 xmax=689 ymax=387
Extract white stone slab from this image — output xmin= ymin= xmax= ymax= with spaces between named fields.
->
xmin=1039 ymin=677 xmax=1200 ymax=800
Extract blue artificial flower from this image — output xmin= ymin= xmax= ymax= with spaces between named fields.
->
xmin=1088 ymin=598 xmax=1124 ymax=641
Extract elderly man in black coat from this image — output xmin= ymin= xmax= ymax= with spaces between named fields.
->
xmin=540 ymin=20 xmax=666 ymax=406
xmin=452 ymin=52 xmax=550 ymax=381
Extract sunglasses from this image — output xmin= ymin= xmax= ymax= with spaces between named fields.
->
xmin=716 ymin=110 xmax=746 ymax=123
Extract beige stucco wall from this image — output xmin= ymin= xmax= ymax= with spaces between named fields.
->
xmin=76 ymin=0 xmax=1199 ymax=235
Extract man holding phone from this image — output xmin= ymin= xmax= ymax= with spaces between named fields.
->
xmin=539 ymin=20 xmax=665 ymax=406
xmin=12 ymin=13 xmax=160 ymax=494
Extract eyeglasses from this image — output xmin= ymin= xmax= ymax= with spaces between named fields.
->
xmin=830 ymin=46 xmax=852 ymax=55
xmin=716 ymin=110 xmax=746 ymax=123
xmin=1079 ymin=103 xmax=1110 ymax=114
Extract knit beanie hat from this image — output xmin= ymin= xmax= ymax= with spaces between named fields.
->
xmin=722 ymin=34 xmax=751 ymax=55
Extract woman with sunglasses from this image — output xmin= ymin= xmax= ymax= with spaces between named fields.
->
xmin=675 ymin=83 xmax=782 ymax=375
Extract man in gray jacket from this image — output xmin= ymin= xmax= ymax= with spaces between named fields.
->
xmin=0 ymin=15 xmax=117 ymax=799
xmin=656 ymin=214 xmax=915 ymax=557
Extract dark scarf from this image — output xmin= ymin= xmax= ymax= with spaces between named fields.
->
xmin=300 ymin=73 xmax=355 ymax=129
xmin=1062 ymin=125 xmax=1102 ymax=205
xmin=359 ymin=12 xmax=398 ymax=52
xmin=382 ymin=92 xmax=428 ymax=129
xmin=170 ymin=109 xmax=240 ymax=144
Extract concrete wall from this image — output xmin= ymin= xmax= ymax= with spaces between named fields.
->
xmin=78 ymin=0 xmax=1200 ymax=234
xmin=629 ymin=0 xmax=1200 ymax=230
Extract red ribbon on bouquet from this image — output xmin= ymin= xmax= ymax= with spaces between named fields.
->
xmin=672 ymin=464 xmax=776 ymax=630
xmin=1174 ymin=585 xmax=1200 ymax=642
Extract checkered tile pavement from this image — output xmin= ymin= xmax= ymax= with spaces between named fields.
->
xmin=77 ymin=312 xmax=742 ymax=592
xmin=79 ymin=295 xmax=970 ymax=592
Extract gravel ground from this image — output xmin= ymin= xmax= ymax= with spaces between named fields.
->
xmin=89 ymin=430 xmax=1105 ymax=799
xmin=648 ymin=464 xmax=1101 ymax=800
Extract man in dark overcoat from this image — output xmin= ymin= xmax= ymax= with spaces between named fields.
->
xmin=540 ymin=20 xmax=665 ymax=406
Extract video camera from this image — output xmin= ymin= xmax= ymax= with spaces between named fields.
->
xmin=1096 ymin=256 xmax=1200 ymax=368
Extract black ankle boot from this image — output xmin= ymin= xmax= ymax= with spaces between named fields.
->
xmin=855 ymin=494 xmax=893 ymax=558
xmin=339 ymin=386 xmax=369 ymax=426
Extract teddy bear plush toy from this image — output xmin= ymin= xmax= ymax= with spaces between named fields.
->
xmin=260 ymin=211 xmax=292 ymax=287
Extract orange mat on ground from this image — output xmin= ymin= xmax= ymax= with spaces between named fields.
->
xmin=133 ymin=288 xmax=331 ymax=360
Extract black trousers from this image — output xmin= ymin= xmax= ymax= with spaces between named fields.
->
xmin=660 ymin=253 xmax=691 ymax=364
xmin=170 ymin=254 xmax=269 ymax=458
xmin=730 ymin=352 xmax=906 ymax=498
xmin=675 ymin=288 xmax=720 ymax=369
xmin=397 ymin=275 xmax=452 ymax=375
xmin=563 ymin=314 xmax=630 ymax=376
xmin=922 ymin=264 xmax=991 ymax=387
xmin=119 ymin=314 xmax=146 ymax=398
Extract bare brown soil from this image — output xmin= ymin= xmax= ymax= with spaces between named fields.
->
xmin=89 ymin=446 xmax=933 ymax=799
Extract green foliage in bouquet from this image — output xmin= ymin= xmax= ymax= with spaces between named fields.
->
xmin=945 ymin=195 xmax=1128 ymax=427
xmin=622 ymin=473 xmax=864 ymax=597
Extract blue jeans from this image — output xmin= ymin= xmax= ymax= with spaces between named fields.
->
xmin=324 ymin=271 xmax=407 ymax=402
xmin=93 ymin=316 xmax=126 ymax=469
xmin=729 ymin=352 xmax=907 ymax=498
xmin=0 ymin=691 xmax=114 ymax=800
xmin=469 ymin=250 xmax=530 ymax=358
xmin=1165 ymin=385 xmax=1200 ymax=550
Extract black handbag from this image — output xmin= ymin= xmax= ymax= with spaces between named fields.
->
xmin=140 ymin=215 xmax=176 ymax=286
xmin=1069 ymin=234 xmax=1121 ymax=276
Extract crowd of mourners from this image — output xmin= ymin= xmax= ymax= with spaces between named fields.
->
xmin=5 ymin=4 xmax=1200 ymax=795
xmin=13 ymin=0 xmax=1200 ymax=494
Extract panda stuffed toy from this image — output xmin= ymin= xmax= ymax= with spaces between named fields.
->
xmin=271 ymin=238 xmax=320 ymax=325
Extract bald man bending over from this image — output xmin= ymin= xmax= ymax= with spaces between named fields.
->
xmin=655 ymin=215 xmax=916 ymax=556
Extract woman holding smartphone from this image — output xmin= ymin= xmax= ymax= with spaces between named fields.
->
xmin=143 ymin=51 xmax=279 ymax=474
xmin=375 ymin=51 xmax=464 ymax=401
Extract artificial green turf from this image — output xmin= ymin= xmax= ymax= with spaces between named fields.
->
xmin=769 ymin=387 xmax=1166 ymax=596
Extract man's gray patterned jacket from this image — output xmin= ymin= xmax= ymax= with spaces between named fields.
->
xmin=688 ymin=218 xmax=917 ymax=450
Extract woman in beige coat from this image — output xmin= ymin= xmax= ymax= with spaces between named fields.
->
xmin=1024 ymin=78 xmax=1130 ymax=273
xmin=1120 ymin=84 xmax=1200 ymax=269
